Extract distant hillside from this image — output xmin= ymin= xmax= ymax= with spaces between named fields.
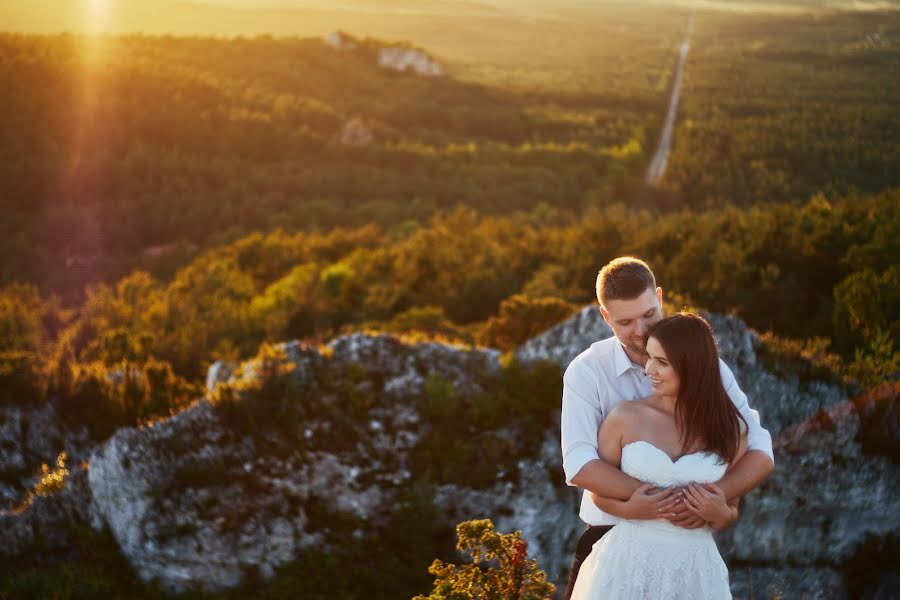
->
xmin=1 ymin=7 xmax=898 ymax=311
xmin=0 ymin=30 xmax=663 ymax=301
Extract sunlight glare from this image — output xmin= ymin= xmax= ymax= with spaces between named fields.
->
xmin=85 ymin=0 xmax=112 ymax=33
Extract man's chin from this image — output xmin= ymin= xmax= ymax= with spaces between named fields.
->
xmin=624 ymin=343 xmax=646 ymax=359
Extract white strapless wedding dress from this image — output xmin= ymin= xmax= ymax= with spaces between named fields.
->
xmin=570 ymin=441 xmax=732 ymax=600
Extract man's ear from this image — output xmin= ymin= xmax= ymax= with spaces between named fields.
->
xmin=599 ymin=305 xmax=611 ymax=325
xmin=656 ymin=286 xmax=663 ymax=308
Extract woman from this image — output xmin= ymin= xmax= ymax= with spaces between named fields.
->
xmin=569 ymin=312 xmax=748 ymax=600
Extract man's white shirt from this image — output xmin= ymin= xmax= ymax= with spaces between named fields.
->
xmin=561 ymin=336 xmax=774 ymax=526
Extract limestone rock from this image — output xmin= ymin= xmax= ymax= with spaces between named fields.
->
xmin=324 ymin=31 xmax=357 ymax=51
xmin=86 ymin=399 xmax=318 ymax=593
xmin=377 ymin=46 xmax=442 ymax=77
xmin=1 ymin=314 xmax=895 ymax=598
xmin=339 ymin=119 xmax=374 ymax=147
xmin=0 ymin=402 xmax=91 ymax=509
xmin=0 ymin=465 xmax=97 ymax=559
xmin=83 ymin=335 xmax=502 ymax=592
xmin=718 ymin=389 xmax=900 ymax=568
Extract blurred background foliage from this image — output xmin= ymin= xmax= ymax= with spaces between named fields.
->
xmin=1 ymin=188 xmax=896 ymax=434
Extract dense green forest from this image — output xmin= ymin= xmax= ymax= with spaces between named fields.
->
xmin=665 ymin=10 xmax=900 ymax=207
xmin=1 ymin=7 xmax=897 ymax=303
xmin=3 ymin=187 xmax=896 ymax=409
xmin=0 ymin=22 xmax=677 ymax=299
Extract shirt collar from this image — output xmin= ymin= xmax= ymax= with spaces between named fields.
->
xmin=613 ymin=340 xmax=643 ymax=377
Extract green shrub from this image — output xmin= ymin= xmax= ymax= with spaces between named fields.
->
xmin=477 ymin=295 xmax=577 ymax=351
xmin=756 ymin=333 xmax=847 ymax=387
xmin=31 ymin=452 xmax=69 ymax=497
xmin=414 ymin=519 xmax=555 ymax=600
xmin=210 ymin=343 xmax=309 ymax=439
xmin=0 ymin=350 xmax=46 ymax=407
xmin=58 ymin=358 xmax=201 ymax=440
xmin=0 ymin=524 xmax=172 ymax=600
xmin=412 ymin=360 xmax=562 ymax=489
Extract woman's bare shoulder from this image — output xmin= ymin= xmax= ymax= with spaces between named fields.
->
xmin=606 ymin=398 xmax=653 ymax=423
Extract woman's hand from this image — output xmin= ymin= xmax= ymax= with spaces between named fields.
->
xmin=592 ymin=483 xmax=680 ymax=520
xmin=683 ymin=483 xmax=738 ymax=530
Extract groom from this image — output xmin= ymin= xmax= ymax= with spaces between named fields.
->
xmin=560 ymin=257 xmax=774 ymax=600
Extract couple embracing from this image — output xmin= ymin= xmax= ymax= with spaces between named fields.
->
xmin=561 ymin=257 xmax=774 ymax=599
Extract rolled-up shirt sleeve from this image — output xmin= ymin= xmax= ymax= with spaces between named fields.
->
xmin=561 ymin=363 xmax=604 ymax=485
xmin=719 ymin=360 xmax=774 ymax=463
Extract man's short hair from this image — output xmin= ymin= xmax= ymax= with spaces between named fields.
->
xmin=596 ymin=257 xmax=656 ymax=307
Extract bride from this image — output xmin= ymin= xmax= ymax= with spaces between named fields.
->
xmin=569 ymin=312 xmax=748 ymax=600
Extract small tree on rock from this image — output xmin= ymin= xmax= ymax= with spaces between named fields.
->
xmin=414 ymin=519 xmax=555 ymax=600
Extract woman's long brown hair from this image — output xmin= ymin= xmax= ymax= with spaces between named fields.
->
xmin=645 ymin=313 xmax=746 ymax=464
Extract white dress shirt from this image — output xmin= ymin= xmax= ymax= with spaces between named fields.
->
xmin=561 ymin=336 xmax=774 ymax=526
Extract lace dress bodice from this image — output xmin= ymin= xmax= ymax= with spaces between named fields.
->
xmin=621 ymin=440 xmax=728 ymax=488
xmin=569 ymin=441 xmax=733 ymax=600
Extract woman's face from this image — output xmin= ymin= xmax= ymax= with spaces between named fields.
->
xmin=645 ymin=336 xmax=680 ymax=399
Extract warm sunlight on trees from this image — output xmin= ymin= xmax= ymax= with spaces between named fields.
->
xmin=414 ymin=519 xmax=555 ymax=600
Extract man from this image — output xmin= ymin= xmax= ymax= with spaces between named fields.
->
xmin=561 ymin=257 xmax=774 ymax=600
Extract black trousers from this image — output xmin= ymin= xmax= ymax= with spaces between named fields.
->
xmin=563 ymin=525 xmax=614 ymax=600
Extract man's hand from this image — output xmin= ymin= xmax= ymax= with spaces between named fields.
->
xmin=593 ymin=483 xmax=681 ymax=520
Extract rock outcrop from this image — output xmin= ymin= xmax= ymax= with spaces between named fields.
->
xmin=86 ymin=335 xmax=502 ymax=592
xmin=1 ymin=309 xmax=896 ymax=598
xmin=323 ymin=31 xmax=357 ymax=51
xmin=377 ymin=46 xmax=442 ymax=77
xmin=338 ymin=118 xmax=374 ymax=147
xmin=0 ymin=402 xmax=91 ymax=509
xmin=720 ymin=384 xmax=900 ymax=598
xmin=323 ymin=30 xmax=442 ymax=77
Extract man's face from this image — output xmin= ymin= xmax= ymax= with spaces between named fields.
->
xmin=600 ymin=286 xmax=663 ymax=360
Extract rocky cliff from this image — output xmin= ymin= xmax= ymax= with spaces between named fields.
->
xmin=1 ymin=307 xmax=897 ymax=598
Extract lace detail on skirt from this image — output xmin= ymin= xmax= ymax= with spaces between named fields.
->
xmin=570 ymin=520 xmax=731 ymax=600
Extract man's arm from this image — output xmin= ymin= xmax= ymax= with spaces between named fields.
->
xmin=561 ymin=365 xmax=642 ymax=500
xmin=716 ymin=450 xmax=773 ymax=501
xmin=717 ymin=360 xmax=774 ymax=501
xmin=572 ymin=459 xmax=643 ymax=501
